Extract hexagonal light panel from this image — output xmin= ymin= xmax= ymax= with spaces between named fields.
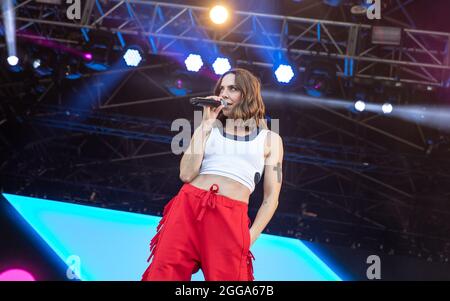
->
xmin=123 ymin=48 xmax=142 ymax=67
xmin=184 ymin=54 xmax=204 ymax=72
xmin=212 ymin=57 xmax=231 ymax=75
xmin=275 ymin=64 xmax=295 ymax=83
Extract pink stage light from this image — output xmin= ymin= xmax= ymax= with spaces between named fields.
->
xmin=0 ymin=269 xmax=36 ymax=281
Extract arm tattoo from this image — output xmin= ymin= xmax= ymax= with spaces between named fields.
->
xmin=273 ymin=162 xmax=282 ymax=183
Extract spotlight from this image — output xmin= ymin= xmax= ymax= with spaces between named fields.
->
xmin=84 ymin=53 xmax=93 ymax=61
xmin=354 ymin=100 xmax=366 ymax=112
xmin=31 ymin=48 xmax=55 ymax=77
xmin=7 ymin=54 xmax=23 ymax=73
xmin=7 ymin=55 xmax=19 ymax=66
xmin=32 ymin=59 xmax=41 ymax=69
xmin=274 ymin=64 xmax=295 ymax=84
xmin=184 ymin=54 xmax=203 ymax=72
xmin=123 ymin=47 xmax=143 ymax=67
xmin=212 ymin=57 xmax=231 ymax=75
xmin=382 ymin=103 xmax=393 ymax=114
xmin=209 ymin=5 xmax=229 ymax=25
xmin=3 ymin=0 xmax=18 ymax=69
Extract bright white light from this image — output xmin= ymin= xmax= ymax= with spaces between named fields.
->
xmin=275 ymin=64 xmax=295 ymax=83
xmin=212 ymin=57 xmax=231 ymax=75
xmin=3 ymin=0 xmax=17 ymax=66
xmin=123 ymin=48 xmax=142 ymax=67
xmin=382 ymin=103 xmax=393 ymax=114
xmin=7 ymin=55 xmax=19 ymax=66
xmin=209 ymin=5 xmax=229 ymax=25
xmin=33 ymin=59 xmax=41 ymax=69
xmin=354 ymin=100 xmax=366 ymax=112
xmin=184 ymin=54 xmax=204 ymax=72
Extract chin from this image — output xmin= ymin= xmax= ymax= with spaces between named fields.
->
xmin=222 ymin=109 xmax=231 ymax=117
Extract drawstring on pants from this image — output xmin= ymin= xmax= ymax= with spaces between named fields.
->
xmin=196 ymin=184 xmax=219 ymax=222
xmin=247 ymin=250 xmax=255 ymax=281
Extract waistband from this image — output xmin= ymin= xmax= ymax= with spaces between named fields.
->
xmin=180 ymin=183 xmax=248 ymax=209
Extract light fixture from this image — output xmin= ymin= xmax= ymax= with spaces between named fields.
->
xmin=184 ymin=54 xmax=204 ymax=72
xmin=382 ymin=103 xmax=393 ymax=114
xmin=7 ymin=55 xmax=19 ymax=66
xmin=123 ymin=47 xmax=143 ymax=67
xmin=274 ymin=64 xmax=295 ymax=84
xmin=209 ymin=5 xmax=229 ymax=25
xmin=355 ymin=100 xmax=366 ymax=112
xmin=212 ymin=57 xmax=231 ymax=75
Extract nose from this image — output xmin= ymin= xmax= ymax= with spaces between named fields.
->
xmin=219 ymin=90 xmax=229 ymax=99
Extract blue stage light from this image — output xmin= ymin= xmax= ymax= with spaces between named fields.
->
xmin=275 ymin=64 xmax=295 ymax=83
xmin=212 ymin=57 xmax=231 ymax=75
xmin=7 ymin=55 xmax=19 ymax=66
xmin=355 ymin=100 xmax=366 ymax=112
xmin=184 ymin=54 xmax=204 ymax=72
xmin=123 ymin=47 xmax=143 ymax=67
xmin=382 ymin=103 xmax=393 ymax=114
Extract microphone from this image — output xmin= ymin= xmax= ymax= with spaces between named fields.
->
xmin=190 ymin=97 xmax=228 ymax=108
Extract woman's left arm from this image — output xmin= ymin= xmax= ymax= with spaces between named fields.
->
xmin=249 ymin=131 xmax=284 ymax=247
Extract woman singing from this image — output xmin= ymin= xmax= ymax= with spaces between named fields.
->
xmin=142 ymin=68 xmax=284 ymax=281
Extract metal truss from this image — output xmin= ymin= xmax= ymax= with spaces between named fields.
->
xmin=26 ymin=104 xmax=450 ymax=177
xmin=2 ymin=0 xmax=449 ymax=87
xmin=1 ymin=0 xmax=450 ymax=260
xmin=1 ymin=97 xmax=450 ymax=258
xmin=1 ymin=104 xmax=450 ymax=258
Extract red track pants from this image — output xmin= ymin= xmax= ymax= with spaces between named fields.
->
xmin=141 ymin=182 xmax=255 ymax=281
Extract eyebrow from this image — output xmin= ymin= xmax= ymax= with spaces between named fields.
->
xmin=220 ymin=85 xmax=237 ymax=88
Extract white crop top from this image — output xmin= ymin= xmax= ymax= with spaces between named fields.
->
xmin=199 ymin=126 xmax=269 ymax=193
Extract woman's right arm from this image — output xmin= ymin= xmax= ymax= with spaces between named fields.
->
xmin=179 ymin=97 xmax=224 ymax=183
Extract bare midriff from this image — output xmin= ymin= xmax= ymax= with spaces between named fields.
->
xmin=189 ymin=174 xmax=251 ymax=204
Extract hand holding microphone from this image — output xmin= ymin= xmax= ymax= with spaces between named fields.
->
xmin=191 ymin=96 xmax=226 ymax=126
